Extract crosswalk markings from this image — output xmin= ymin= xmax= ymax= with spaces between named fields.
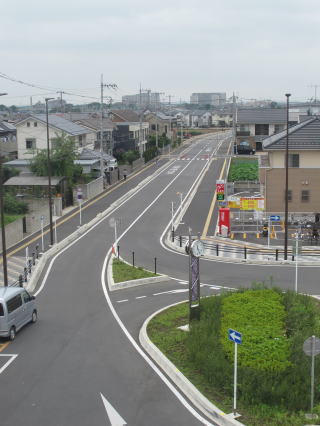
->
xmin=0 ymin=256 xmax=29 ymax=285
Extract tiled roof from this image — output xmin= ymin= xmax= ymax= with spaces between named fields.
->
xmin=263 ymin=117 xmax=320 ymax=150
xmin=0 ymin=121 xmax=16 ymax=132
xmin=237 ymin=108 xmax=288 ymax=124
xmin=74 ymin=117 xmax=115 ymax=131
xmin=16 ymin=115 xmax=91 ymax=135
xmin=109 ymin=110 xmax=140 ymax=122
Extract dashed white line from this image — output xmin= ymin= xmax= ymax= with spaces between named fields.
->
xmin=116 ymin=299 xmax=128 ymax=303
xmin=136 ymin=296 xmax=147 ymax=299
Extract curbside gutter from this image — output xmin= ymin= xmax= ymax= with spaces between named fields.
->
xmin=107 ymin=254 xmax=169 ymax=291
xmin=139 ymin=301 xmax=244 ymax=426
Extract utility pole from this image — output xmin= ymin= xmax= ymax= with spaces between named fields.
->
xmin=233 ymin=92 xmax=237 ymax=155
xmin=167 ymin=94 xmax=174 ymax=146
xmin=309 ymin=84 xmax=320 ymax=103
xmin=57 ymin=91 xmax=64 ymax=113
xmin=284 ymin=93 xmax=291 ymax=260
xmin=139 ymin=83 xmax=143 ymax=153
xmin=100 ymin=75 xmax=117 ymax=176
xmin=154 ymin=91 xmax=164 ymax=149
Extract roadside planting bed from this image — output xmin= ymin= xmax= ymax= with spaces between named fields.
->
xmin=148 ymin=287 xmax=320 ymax=425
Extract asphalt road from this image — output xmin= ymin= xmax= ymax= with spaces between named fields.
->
xmin=0 ymin=137 xmax=223 ymax=426
xmin=1 ymin=131 xmax=320 ymax=425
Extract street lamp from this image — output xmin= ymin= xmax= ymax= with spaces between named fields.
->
xmin=45 ymin=97 xmax=54 ymax=246
xmin=0 ymin=93 xmax=8 ymax=285
xmin=284 ymin=93 xmax=291 ymax=260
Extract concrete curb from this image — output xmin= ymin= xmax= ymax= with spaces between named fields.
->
xmin=165 ymin=234 xmax=320 ymax=266
xmin=139 ymin=301 xmax=244 ymax=426
xmin=107 ymin=254 xmax=169 ymax=291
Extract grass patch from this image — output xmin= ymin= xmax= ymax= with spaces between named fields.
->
xmin=1 ymin=215 xmax=22 ymax=227
xmin=148 ymin=288 xmax=320 ymax=425
xmin=112 ymin=258 xmax=158 ymax=283
xmin=228 ymin=158 xmax=258 ymax=181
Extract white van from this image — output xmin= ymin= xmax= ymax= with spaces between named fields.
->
xmin=0 ymin=287 xmax=37 ymax=341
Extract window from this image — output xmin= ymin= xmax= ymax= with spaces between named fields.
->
xmin=27 ymin=122 xmax=30 ymax=127
xmin=274 ymin=124 xmax=284 ymax=133
xmin=301 ymin=190 xmax=310 ymax=202
xmin=151 ymin=124 xmax=156 ymax=131
xmin=7 ymin=295 xmax=22 ymax=314
xmin=26 ymin=139 xmax=36 ymax=149
xmin=21 ymin=291 xmax=31 ymax=304
xmin=0 ymin=303 xmax=3 ymax=316
xmin=79 ymin=135 xmax=83 ymax=147
xmin=288 ymin=153 xmax=299 ymax=168
xmin=255 ymin=124 xmax=269 ymax=135
xmin=34 ymin=122 xmax=37 ymax=127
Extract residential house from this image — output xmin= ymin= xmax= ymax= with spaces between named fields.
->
xmin=0 ymin=121 xmax=17 ymax=157
xmin=109 ymin=110 xmax=149 ymax=152
xmin=261 ymin=117 xmax=320 ymax=214
xmin=237 ymin=108 xmax=298 ymax=151
xmin=71 ymin=117 xmax=116 ymax=154
xmin=15 ymin=114 xmax=95 ymax=159
xmin=211 ymin=112 xmax=233 ymax=127
xmin=144 ymin=111 xmax=177 ymax=140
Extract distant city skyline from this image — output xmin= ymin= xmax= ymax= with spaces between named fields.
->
xmin=1 ymin=0 xmax=320 ymax=107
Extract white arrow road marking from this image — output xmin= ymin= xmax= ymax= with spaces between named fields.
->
xmin=153 ymin=289 xmax=189 ymax=296
xmin=0 ymin=354 xmax=18 ymax=375
xmin=100 ymin=393 xmax=127 ymax=426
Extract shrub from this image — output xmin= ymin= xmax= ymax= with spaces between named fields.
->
xmin=4 ymin=193 xmax=28 ymax=215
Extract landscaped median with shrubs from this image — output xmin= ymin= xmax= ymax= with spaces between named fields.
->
xmin=147 ymin=286 xmax=320 ymax=425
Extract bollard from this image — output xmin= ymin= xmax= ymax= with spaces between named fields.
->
xmin=292 ymin=254 xmax=294 ymax=261
xmin=179 ymin=236 xmax=182 ymax=247
xmin=32 ymin=252 xmax=35 ymax=266
xmin=244 ymin=246 xmax=247 ymax=259
xmin=171 ymin=228 xmax=175 ymax=242
xmin=28 ymin=259 xmax=32 ymax=274
xmin=276 ymin=249 xmax=279 ymax=261
xmin=24 ymin=267 xmax=28 ymax=282
xmin=18 ymin=274 xmax=23 ymax=287
xmin=35 ymin=244 xmax=39 ymax=259
xmin=117 ymin=245 xmax=120 ymax=259
xmin=154 ymin=257 xmax=157 ymax=275
xmin=216 ymin=244 xmax=219 ymax=256
xmin=132 ymin=251 xmax=135 ymax=267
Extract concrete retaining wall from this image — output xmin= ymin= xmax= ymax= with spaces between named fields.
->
xmin=0 ymin=218 xmax=23 ymax=249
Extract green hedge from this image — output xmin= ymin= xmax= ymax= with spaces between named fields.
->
xmin=228 ymin=160 xmax=258 ymax=181
xmin=220 ymin=289 xmax=291 ymax=372
xmin=185 ymin=288 xmax=320 ymax=411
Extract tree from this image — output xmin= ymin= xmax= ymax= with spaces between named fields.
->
xmin=30 ymin=133 xmax=82 ymax=184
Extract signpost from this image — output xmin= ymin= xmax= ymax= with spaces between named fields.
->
xmin=216 ymin=180 xmax=225 ymax=201
xmin=228 ymin=328 xmax=242 ymax=417
xmin=303 ymin=336 xmax=320 ymax=419
xmin=40 ymin=215 xmax=44 ymax=252
xmin=270 ymin=215 xmax=280 ymax=221
xmin=109 ymin=217 xmax=118 ymax=255
xmin=77 ymin=188 xmax=83 ymax=226
xmin=292 ymin=237 xmax=302 ymax=293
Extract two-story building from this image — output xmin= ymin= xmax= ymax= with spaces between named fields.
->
xmin=261 ymin=116 xmax=320 ymax=214
xmin=109 ymin=110 xmax=149 ymax=153
xmin=15 ymin=114 xmax=94 ymax=159
xmin=0 ymin=121 xmax=17 ymax=157
xmin=237 ymin=108 xmax=298 ymax=152
xmin=144 ymin=111 xmax=177 ymax=140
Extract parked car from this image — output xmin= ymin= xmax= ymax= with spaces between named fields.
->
xmin=235 ymin=141 xmax=255 ymax=155
xmin=0 ymin=287 xmax=37 ymax=340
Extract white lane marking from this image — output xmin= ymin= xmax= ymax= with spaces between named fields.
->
xmin=153 ymin=289 xmax=189 ymax=296
xmin=178 ymin=281 xmax=187 ymax=284
xmin=0 ymin=354 xmax=18 ymax=375
xmin=135 ymin=296 xmax=147 ymax=299
xmin=116 ymin=299 xmax=128 ymax=303
xmin=101 ymin=255 xmax=215 ymax=426
xmin=100 ymin=393 xmax=127 ymax=426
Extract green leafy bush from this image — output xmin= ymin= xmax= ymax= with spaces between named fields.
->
xmin=228 ymin=160 xmax=258 ymax=181
xmin=4 ymin=193 xmax=28 ymax=214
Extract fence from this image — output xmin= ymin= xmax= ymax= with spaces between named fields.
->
xmin=171 ymin=234 xmax=320 ymax=262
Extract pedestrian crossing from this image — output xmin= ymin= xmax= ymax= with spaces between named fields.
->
xmin=178 ymin=156 xmax=209 ymax=161
xmin=0 ymin=256 xmax=29 ymax=286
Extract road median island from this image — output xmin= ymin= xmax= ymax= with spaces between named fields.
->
xmin=141 ymin=287 xmax=320 ymax=426
xmin=107 ymin=255 xmax=169 ymax=291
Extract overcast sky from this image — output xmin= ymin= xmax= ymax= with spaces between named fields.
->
xmin=1 ymin=0 xmax=320 ymax=106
